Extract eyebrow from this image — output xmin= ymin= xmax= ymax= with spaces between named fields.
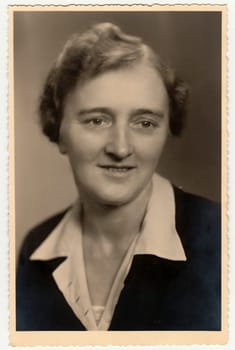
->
xmin=77 ymin=107 xmax=165 ymax=118
xmin=77 ymin=107 xmax=114 ymax=116
xmin=131 ymin=108 xmax=165 ymax=119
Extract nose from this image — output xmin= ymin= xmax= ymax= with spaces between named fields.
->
xmin=104 ymin=124 xmax=133 ymax=160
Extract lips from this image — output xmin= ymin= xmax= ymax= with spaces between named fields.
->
xmin=99 ymin=165 xmax=136 ymax=170
xmin=98 ymin=165 xmax=137 ymax=175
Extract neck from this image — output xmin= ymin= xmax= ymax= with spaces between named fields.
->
xmin=79 ymin=180 xmax=152 ymax=249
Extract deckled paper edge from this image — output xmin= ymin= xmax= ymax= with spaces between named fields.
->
xmin=1 ymin=1 xmax=234 ymax=350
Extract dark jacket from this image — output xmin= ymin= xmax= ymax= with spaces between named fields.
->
xmin=16 ymin=186 xmax=221 ymax=331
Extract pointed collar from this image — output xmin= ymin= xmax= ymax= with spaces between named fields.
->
xmin=30 ymin=174 xmax=186 ymax=262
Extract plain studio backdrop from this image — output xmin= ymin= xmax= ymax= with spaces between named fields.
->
xmin=14 ymin=10 xmax=221 ymax=259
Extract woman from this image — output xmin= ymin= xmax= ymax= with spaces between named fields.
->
xmin=16 ymin=22 xmax=221 ymax=331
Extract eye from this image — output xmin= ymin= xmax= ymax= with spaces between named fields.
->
xmin=83 ymin=116 xmax=111 ymax=128
xmin=139 ymin=120 xmax=155 ymax=128
xmin=132 ymin=118 xmax=158 ymax=130
xmin=88 ymin=118 xmax=104 ymax=126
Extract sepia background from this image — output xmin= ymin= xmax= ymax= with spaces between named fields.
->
xmin=14 ymin=10 xmax=221 ymax=258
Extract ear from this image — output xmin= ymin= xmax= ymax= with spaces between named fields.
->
xmin=58 ymin=137 xmax=67 ymax=155
xmin=167 ymin=116 xmax=172 ymax=136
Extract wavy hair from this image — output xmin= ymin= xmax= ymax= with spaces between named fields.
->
xmin=39 ymin=22 xmax=189 ymax=143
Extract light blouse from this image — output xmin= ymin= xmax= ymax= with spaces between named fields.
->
xmin=30 ymin=174 xmax=186 ymax=330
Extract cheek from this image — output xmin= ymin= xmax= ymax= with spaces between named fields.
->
xmin=135 ymin=134 xmax=168 ymax=166
xmin=62 ymin=127 xmax=102 ymax=164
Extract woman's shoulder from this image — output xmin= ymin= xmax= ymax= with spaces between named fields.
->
xmin=19 ymin=208 xmax=70 ymax=261
xmin=172 ymin=185 xmax=221 ymax=261
xmin=173 ymin=185 xmax=220 ymax=224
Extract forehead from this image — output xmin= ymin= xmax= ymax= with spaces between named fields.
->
xmin=66 ymin=64 xmax=169 ymax=112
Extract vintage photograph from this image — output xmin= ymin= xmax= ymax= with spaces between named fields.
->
xmin=9 ymin=5 xmax=227 ymax=346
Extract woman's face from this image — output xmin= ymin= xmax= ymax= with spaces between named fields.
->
xmin=59 ymin=63 xmax=169 ymax=206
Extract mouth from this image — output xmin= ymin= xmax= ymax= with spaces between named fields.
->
xmin=98 ymin=165 xmax=137 ymax=175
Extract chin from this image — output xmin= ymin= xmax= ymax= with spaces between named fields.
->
xmin=78 ymin=178 xmax=150 ymax=207
xmin=96 ymin=196 xmax=131 ymax=207
xmin=94 ymin=189 xmax=142 ymax=207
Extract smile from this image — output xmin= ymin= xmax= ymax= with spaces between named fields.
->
xmin=98 ymin=165 xmax=137 ymax=176
xmin=100 ymin=165 xmax=136 ymax=170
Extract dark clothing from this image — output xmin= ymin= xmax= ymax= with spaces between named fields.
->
xmin=16 ymin=186 xmax=221 ymax=330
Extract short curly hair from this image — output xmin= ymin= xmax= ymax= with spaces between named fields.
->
xmin=39 ymin=22 xmax=189 ymax=143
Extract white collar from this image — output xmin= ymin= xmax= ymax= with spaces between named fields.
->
xmin=30 ymin=174 xmax=186 ymax=262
